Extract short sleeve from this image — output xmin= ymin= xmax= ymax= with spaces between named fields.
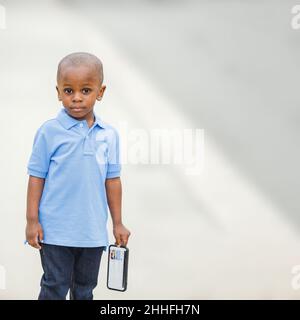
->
xmin=106 ymin=129 xmax=121 ymax=179
xmin=27 ymin=127 xmax=51 ymax=178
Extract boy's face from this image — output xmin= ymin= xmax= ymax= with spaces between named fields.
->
xmin=56 ymin=65 xmax=106 ymax=120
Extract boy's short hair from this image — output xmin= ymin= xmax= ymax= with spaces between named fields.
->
xmin=57 ymin=52 xmax=104 ymax=85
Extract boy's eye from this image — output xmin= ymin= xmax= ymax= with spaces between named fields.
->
xmin=82 ymin=88 xmax=91 ymax=94
xmin=64 ymin=88 xmax=73 ymax=94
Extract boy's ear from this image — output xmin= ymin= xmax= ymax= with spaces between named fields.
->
xmin=56 ymin=86 xmax=62 ymax=101
xmin=97 ymin=85 xmax=106 ymax=101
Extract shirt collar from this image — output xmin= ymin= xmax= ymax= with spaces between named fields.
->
xmin=56 ymin=107 xmax=106 ymax=130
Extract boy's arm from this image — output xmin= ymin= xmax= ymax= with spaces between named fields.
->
xmin=25 ymin=176 xmax=45 ymax=249
xmin=105 ymin=177 xmax=131 ymax=247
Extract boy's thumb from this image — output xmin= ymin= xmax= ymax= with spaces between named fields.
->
xmin=115 ymin=237 xmax=121 ymax=247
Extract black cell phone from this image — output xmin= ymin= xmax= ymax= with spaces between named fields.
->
xmin=107 ymin=244 xmax=129 ymax=292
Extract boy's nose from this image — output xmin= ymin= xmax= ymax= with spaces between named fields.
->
xmin=72 ymin=93 xmax=83 ymax=102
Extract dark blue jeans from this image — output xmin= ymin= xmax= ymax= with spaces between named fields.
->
xmin=38 ymin=243 xmax=105 ymax=300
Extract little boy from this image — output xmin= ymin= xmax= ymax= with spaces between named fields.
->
xmin=25 ymin=52 xmax=131 ymax=300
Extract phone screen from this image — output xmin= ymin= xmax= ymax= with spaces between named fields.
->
xmin=108 ymin=246 xmax=127 ymax=290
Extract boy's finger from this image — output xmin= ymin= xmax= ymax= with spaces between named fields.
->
xmin=38 ymin=228 xmax=44 ymax=242
xmin=115 ymin=237 xmax=121 ymax=247
xmin=38 ymin=229 xmax=44 ymax=240
xmin=29 ymin=240 xmax=41 ymax=250
xmin=34 ymin=235 xmax=42 ymax=249
xmin=120 ymin=236 xmax=128 ymax=247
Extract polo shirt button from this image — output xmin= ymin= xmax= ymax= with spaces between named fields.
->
xmin=79 ymin=123 xmax=83 ymax=128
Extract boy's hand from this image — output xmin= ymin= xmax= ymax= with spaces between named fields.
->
xmin=113 ymin=223 xmax=131 ymax=247
xmin=26 ymin=221 xmax=44 ymax=250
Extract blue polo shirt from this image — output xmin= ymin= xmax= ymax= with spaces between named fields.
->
xmin=27 ymin=107 xmax=121 ymax=249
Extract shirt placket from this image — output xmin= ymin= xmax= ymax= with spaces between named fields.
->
xmin=79 ymin=121 xmax=95 ymax=156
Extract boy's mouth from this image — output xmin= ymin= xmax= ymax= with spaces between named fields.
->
xmin=70 ymin=107 xmax=85 ymax=112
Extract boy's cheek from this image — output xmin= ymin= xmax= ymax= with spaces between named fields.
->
xmin=61 ymin=97 xmax=71 ymax=105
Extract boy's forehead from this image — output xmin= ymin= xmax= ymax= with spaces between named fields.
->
xmin=58 ymin=64 xmax=100 ymax=85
